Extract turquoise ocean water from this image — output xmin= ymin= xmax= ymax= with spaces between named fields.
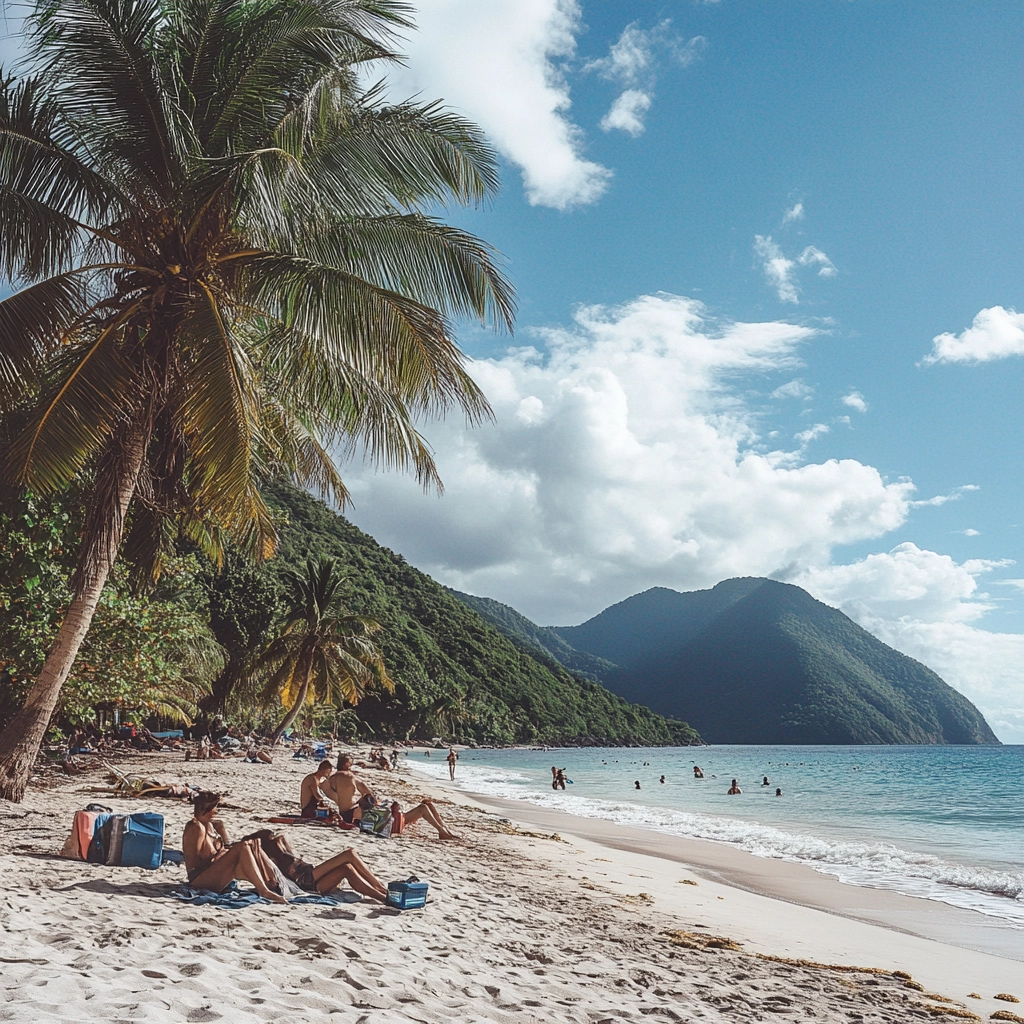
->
xmin=409 ymin=745 xmax=1023 ymax=927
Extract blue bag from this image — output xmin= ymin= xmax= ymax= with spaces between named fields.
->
xmin=120 ymin=812 xmax=164 ymax=869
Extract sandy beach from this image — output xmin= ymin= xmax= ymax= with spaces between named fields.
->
xmin=1 ymin=748 xmax=1021 ymax=1023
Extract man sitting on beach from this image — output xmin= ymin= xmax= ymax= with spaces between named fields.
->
xmin=299 ymin=760 xmax=335 ymax=818
xmin=321 ymin=752 xmax=375 ymax=823
xmin=182 ymin=792 xmax=288 ymax=902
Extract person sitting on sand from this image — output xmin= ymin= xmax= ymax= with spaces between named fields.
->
xmin=182 ymin=792 xmax=287 ymax=903
xmin=321 ymin=753 xmax=375 ymax=823
xmin=727 ymin=779 xmax=741 ymax=795
xmin=300 ymin=760 xmax=335 ymax=818
xmin=389 ymin=798 xmax=458 ymax=841
xmin=245 ymin=830 xmax=389 ymax=902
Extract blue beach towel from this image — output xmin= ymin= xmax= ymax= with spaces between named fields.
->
xmin=161 ymin=881 xmax=349 ymax=909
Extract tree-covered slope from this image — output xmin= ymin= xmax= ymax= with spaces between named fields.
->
xmin=570 ymin=579 xmax=998 ymax=745
xmin=262 ymin=482 xmax=700 ymax=746
xmin=449 ymin=589 xmax=616 ymax=682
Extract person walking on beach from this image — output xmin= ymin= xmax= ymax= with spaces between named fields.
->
xmin=447 ymin=747 xmax=458 ymax=781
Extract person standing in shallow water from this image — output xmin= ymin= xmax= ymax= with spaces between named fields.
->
xmin=447 ymin=747 xmax=458 ymax=781
xmin=727 ymin=779 xmax=741 ymax=795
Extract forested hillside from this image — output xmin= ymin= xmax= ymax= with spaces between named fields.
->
xmin=257 ymin=482 xmax=700 ymax=746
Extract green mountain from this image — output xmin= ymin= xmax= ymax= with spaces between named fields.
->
xmin=448 ymin=589 xmax=616 ymax=682
xmin=455 ymin=578 xmax=998 ymax=745
xmin=261 ymin=482 xmax=700 ymax=746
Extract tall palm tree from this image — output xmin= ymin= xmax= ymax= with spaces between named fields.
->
xmin=0 ymin=0 xmax=514 ymax=799
xmin=261 ymin=556 xmax=390 ymax=741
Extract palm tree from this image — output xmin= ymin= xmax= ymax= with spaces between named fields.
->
xmin=0 ymin=0 xmax=514 ymax=800
xmin=261 ymin=557 xmax=390 ymax=741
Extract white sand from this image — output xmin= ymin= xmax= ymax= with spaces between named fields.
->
xmin=1 ymin=748 xmax=1020 ymax=1023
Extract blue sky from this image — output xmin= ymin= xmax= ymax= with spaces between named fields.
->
xmin=2 ymin=1 xmax=1022 ymax=737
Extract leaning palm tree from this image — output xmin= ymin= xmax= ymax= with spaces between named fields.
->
xmin=261 ymin=557 xmax=390 ymax=741
xmin=0 ymin=0 xmax=514 ymax=799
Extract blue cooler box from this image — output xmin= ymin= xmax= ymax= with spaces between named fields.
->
xmin=386 ymin=880 xmax=429 ymax=910
xmin=120 ymin=812 xmax=164 ymax=869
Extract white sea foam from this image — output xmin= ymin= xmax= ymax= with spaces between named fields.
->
xmin=410 ymin=758 xmax=1024 ymax=926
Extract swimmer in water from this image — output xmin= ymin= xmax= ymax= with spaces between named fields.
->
xmin=727 ymin=779 xmax=741 ymax=795
xmin=775 ymin=788 xmax=782 ymax=797
xmin=762 ymin=776 xmax=770 ymax=786
xmin=660 ymin=775 xmax=666 ymax=784
xmin=634 ymin=780 xmax=641 ymax=790
xmin=693 ymin=766 xmax=704 ymax=779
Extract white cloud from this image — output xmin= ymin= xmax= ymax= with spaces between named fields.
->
xmin=754 ymin=236 xmax=837 ymax=303
xmin=797 ymin=245 xmax=837 ymax=277
xmin=588 ymin=21 xmax=705 ymax=138
xmin=841 ymin=390 xmax=868 ymax=413
xmin=923 ymin=306 xmax=1024 ymax=365
xmin=771 ymin=378 xmax=814 ymax=401
xmin=794 ymin=423 xmax=830 ymax=447
xmin=600 ymin=89 xmax=652 ymax=136
xmin=795 ymin=545 xmax=1024 ymax=742
xmin=957 ymin=528 xmax=981 ymax=537
xmin=388 ymin=0 xmax=610 ymax=209
xmin=753 ymin=235 xmax=798 ymax=303
xmin=910 ymin=484 xmax=979 ymax=508
xmin=343 ymin=293 xmax=914 ymax=626
xmin=782 ymin=202 xmax=804 ymax=224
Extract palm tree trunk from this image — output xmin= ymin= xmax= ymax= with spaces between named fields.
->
xmin=271 ymin=651 xmax=314 ymax=744
xmin=0 ymin=426 xmax=148 ymax=802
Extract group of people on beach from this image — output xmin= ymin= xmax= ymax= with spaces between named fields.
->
xmin=182 ymin=751 xmax=457 ymax=904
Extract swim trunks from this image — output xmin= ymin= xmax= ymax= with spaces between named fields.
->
xmin=292 ymin=860 xmax=317 ymax=893
xmin=340 ymin=807 xmax=357 ymax=824
xmin=300 ymin=800 xmax=319 ymax=819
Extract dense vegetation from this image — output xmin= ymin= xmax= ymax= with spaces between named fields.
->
xmin=550 ymin=579 xmax=998 ymax=745
xmin=258 ymin=482 xmax=701 ymax=746
xmin=0 ymin=481 xmax=701 ymax=746
xmin=0 ymin=488 xmax=222 ymax=730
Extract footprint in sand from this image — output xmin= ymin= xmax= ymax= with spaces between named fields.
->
xmin=186 ymin=1008 xmax=221 ymax=1022
xmin=178 ymin=963 xmax=206 ymax=977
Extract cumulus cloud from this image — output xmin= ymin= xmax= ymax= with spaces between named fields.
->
xmin=588 ymin=21 xmax=705 ymax=137
xmin=754 ymin=236 xmax=837 ymax=303
xmin=600 ymin=89 xmax=652 ymax=136
xmin=923 ymin=306 xmax=1024 ymax=365
xmin=841 ymin=390 xmax=867 ymax=413
xmin=342 ymin=293 xmax=914 ymax=626
xmin=797 ymin=245 xmax=837 ymax=277
xmin=771 ymin=378 xmax=814 ymax=401
xmin=387 ymin=0 xmax=610 ymax=209
xmin=795 ymin=545 xmax=1024 ymax=742
xmin=753 ymin=235 xmax=798 ymax=303
xmin=782 ymin=202 xmax=804 ymax=224
xmin=794 ymin=423 xmax=830 ymax=447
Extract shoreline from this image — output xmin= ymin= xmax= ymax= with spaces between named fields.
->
xmin=1 ymin=748 xmax=1021 ymax=1022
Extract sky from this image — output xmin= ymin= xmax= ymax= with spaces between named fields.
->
xmin=2 ymin=1 xmax=1023 ymax=740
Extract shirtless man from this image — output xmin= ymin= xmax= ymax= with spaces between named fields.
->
xmin=727 ymin=779 xmax=742 ymax=795
xmin=320 ymin=753 xmax=374 ymax=823
xmin=446 ymin=747 xmax=458 ymax=781
xmin=182 ymin=792 xmax=287 ymax=902
xmin=299 ymin=760 xmax=335 ymax=818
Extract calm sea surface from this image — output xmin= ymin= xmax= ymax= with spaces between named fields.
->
xmin=409 ymin=744 xmax=1024 ymax=926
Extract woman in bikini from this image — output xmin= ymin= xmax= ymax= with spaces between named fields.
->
xmin=182 ymin=792 xmax=288 ymax=903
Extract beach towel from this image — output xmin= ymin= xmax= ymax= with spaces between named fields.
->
xmin=161 ymin=882 xmax=348 ymax=909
